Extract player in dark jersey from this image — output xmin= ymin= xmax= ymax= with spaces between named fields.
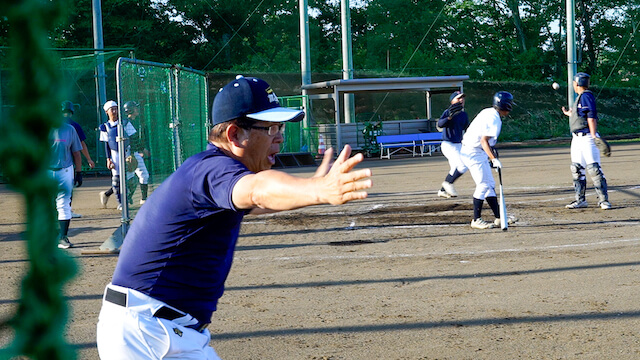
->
xmin=97 ymin=76 xmax=373 ymax=359
xmin=561 ymin=72 xmax=611 ymax=210
xmin=436 ymin=91 xmax=469 ymax=198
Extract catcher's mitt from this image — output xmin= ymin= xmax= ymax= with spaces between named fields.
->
xmin=595 ymin=137 xmax=611 ymax=157
xmin=125 ymin=155 xmax=138 ymax=172
xmin=448 ymin=102 xmax=463 ymax=118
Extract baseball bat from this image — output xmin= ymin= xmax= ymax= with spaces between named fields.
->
xmin=497 ymin=168 xmax=508 ymax=231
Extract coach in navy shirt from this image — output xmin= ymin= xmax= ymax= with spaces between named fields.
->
xmin=97 ymin=75 xmax=372 ymax=359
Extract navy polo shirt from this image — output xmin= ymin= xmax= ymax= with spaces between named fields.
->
xmin=577 ymin=90 xmax=598 ymax=121
xmin=437 ymin=109 xmax=469 ymax=143
xmin=112 ymin=144 xmax=253 ymax=323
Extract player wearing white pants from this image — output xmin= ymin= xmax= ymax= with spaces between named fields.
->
xmin=437 ymin=91 xmax=469 ymax=198
xmin=562 ymin=72 xmax=610 ymax=210
xmin=49 ymin=123 xmax=82 ymax=248
xmin=97 ymin=284 xmax=220 ymax=360
xmin=460 ymin=91 xmax=514 ymax=229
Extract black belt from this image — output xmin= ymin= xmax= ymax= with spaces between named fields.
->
xmin=105 ymin=288 xmax=209 ymax=332
xmin=573 ymin=131 xmax=589 ymax=136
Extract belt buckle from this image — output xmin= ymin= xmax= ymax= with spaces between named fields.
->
xmin=194 ymin=322 xmax=210 ymax=332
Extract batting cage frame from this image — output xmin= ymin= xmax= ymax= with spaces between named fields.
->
xmin=96 ymin=57 xmax=208 ymax=252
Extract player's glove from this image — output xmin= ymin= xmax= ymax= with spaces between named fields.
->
xmin=448 ymin=102 xmax=463 ymax=118
xmin=595 ymin=137 xmax=611 ymax=157
xmin=74 ymin=171 xmax=83 ymax=187
xmin=125 ymin=155 xmax=138 ymax=172
xmin=490 ymin=158 xmax=502 ymax=169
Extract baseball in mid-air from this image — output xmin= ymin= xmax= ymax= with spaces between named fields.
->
xmin=552 ymin=82 xmax=560 ymax=90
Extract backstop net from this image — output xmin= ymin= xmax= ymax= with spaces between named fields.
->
xmin=116 ymin=58 xmax=208 ymax=213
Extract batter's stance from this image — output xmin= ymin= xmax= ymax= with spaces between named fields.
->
xmin=561 ymin=72 xmax=611 ymax=210
xmin=460 ymin=91 xmax=515 ymax=229
xmin=96 ymin=76 xmax=372 ymax=359
xmin=437 ymin=91 xmax=469 ymax=198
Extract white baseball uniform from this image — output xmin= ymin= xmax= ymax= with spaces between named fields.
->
xmin=460 ymin=107 xmax=502 ymax=200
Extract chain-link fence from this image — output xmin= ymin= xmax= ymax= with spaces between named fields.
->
xmin=115 ymin=58 xmax=208 ymax=214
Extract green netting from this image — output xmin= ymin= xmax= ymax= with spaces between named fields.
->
xmin=279 ymin=95 xmax=319 ymax=153
xmin=117 ymin=59 xmax=208 ymax=209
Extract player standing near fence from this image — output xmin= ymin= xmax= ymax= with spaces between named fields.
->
xmin=98 ymin=101 xmax=137 ymax=210
xmin=460 ymin=91 xmax=517 ymax=229
xmin=123 ymin=101 xmax=150 ymax=204
xmin=49 ymin=120 xmax=82 ymax=248
xmin=437 ymin=91 xmax=469 ymax=198
xmin=96 ymin=75 xmax=372 ymax=359
xmin=561 ymin=72 xmax=611 ymax=210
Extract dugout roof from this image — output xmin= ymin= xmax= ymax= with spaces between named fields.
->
xmin=301 ymin=75 xmax=470 ymax=150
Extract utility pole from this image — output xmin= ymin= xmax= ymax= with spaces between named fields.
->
xmin=566 ymin=0 xmax=577 ymax=108
xmin=299 ymin=0 xmax=311 ymax=129
xmin=92 ymin=0 xmax=107 ymax=122
xmin=341 ymin=0 xmax=355 ymax=124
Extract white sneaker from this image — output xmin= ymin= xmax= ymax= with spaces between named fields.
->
xmin=71 ymin=212 xmax=82 ymax=219
xmin=599 ymin=201 xmax=612 ymax=210
xmin=441 ymin=181 xmax=458 ymax=197
xmin=565 ymin=200 xmax=588 ymax=209
xmin=437 ymin=189 xmax=451 ymax=199
xmin=100 ymin=191 xmax=110 ymax=208
xmin=116 ymin=204 xmax=123 ymax=211
xmin=494 ymin=216 xmax=518 ymax=227
xmin=140 ymin=199 xmax=146 ymax=205
xmin=470 ymin=218 xmax=495 ymax=229
xmin=58 ymin=236 xmax=73 ymax=249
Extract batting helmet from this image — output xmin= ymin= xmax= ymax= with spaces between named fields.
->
xmin=493 ymin=91 xmax=514 ymax=112
xmin=61 ymin=100 xmax=75 ymax=114
xmin=123 ymin=101 xmax=139 ymax=115
xmin=574 ymin=72 xmax=590 ymax=87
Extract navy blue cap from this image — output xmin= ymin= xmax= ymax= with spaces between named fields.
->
xmin=449 ymin=91 xmax=465 ymax=103
xmin=211 ymin=75 xmax=304 ymax=126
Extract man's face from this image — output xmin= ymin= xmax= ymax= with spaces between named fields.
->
xmin=106 ymin=106 xmax=119 ymax=121
xmin=452 ymin=96 xmax=465 ymax=106
xmin=239 ymin=121 xmax=285 ymax=173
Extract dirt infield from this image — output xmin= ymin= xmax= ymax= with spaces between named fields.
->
xmin=2 ymin=142 xmax=640 ymax=359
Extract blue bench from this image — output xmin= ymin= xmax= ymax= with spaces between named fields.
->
xmin=376 ymin=132 xmax=443 ymax=159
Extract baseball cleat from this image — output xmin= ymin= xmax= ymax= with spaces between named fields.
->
xmin=599 ymin=201 xmax=612 ymax=210
xmin=565 ymin=200 xmax=588 ymax=209
xmin=116 ymin=204 xmax=123 ymax=211
xmin=470 ymin=218 xmax=495 ymax=229
xmin=71 ymin=212 xmax=82 ymax=218
xmin=100 ymin=191 xmax=110 ymax=208
xmin=441 ymin=181 xmax=458 ymax=197
xmin=494 ymin=216 xmax=518 ymax=227
xmin=140 ymin=199 xmax=146 ymax=205
xmin=437 ymin=189 xmax=451 ymax=198
xmin=58 ymin=236 xmax=73 ymax=249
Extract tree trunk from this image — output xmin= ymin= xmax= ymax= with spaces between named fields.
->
xmin=507 ymin=0 xmax=527 ymax=53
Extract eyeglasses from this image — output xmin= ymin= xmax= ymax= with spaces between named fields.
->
xmin=246 ymin=123 xmax=285 ymax=136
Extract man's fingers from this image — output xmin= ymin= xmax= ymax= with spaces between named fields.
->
xmin=335 ymin=144 xmax=353 ymax=164
xmin=313 ymin=148 xmax=335 ymax=178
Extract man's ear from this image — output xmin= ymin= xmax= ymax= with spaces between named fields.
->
xmin=226 ymin=123 xmax=248 ymax=148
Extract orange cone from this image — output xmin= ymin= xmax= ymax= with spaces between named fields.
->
xmin=318 ymin=134 xmax=326 ymax=155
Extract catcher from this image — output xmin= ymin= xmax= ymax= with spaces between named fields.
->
xmin=561 ymin=72 xmax=612 ymax=210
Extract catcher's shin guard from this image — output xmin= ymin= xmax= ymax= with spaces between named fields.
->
xmin=112 ymin=175 xmax=122 ymax=205
xmin=570 ymin=163 xmax=587 ymax=202
xmin=587 ymin=163 xmax=608 ymax=202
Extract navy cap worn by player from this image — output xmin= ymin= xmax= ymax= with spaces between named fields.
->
xmin=96 ymin=75 xmax=373 ymax=359
xmin=436 ymin=91 xmax=470 ymax=198
xmin=460 ymin=91 xmax=517 ymax=229
xmin=561 ymin=72 xmax=611 ymax=210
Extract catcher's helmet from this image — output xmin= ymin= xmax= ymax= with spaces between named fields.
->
xmin=493 ymin=91 xmax=514 ymax=112
xmin=61 ymin=100 xmax=75 ymax=114
xmin=574 ymin=72 xmax=590 ymax=87
xmin=123 ymin=101 xmax=139 ymax=115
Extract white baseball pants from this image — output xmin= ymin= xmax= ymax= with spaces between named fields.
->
xmin=97 ymin=284 xmax=221 ymax=360
xmin=440 ymin=141 xmax=467 ymax=176
xmin=460 ymin=146 xmax=496 ymax=200
xmin=570 ymin=132 xmax=601 ymax=166
xmin=50 ymin=165 xmax=74 ymax=220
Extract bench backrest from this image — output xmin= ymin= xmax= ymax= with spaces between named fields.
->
xmin=417 ymin=132 xmax=443 ymax=141
xmin=376 ymin=134 xmax=422 ymax=144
